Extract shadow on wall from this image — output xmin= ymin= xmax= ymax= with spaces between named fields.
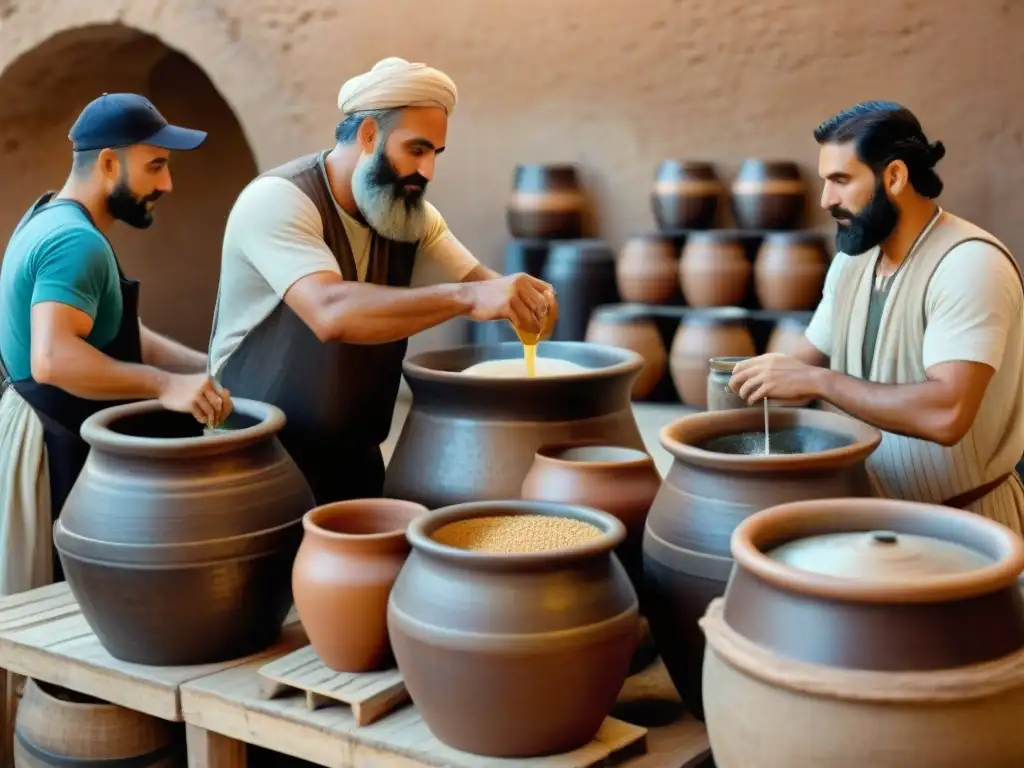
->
xmin=0 ymin=23 xmax=258 ymax=352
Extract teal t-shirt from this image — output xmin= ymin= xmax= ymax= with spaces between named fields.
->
xmin=0 ymin=200 xmax=123 ymax=382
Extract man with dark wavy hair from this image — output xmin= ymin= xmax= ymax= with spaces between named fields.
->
xmin=729 ymin=101 xmax=1024 ymax=531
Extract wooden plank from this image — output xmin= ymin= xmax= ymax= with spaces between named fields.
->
xmin=186 ymin=724 xmax=247 ymax=768
xmin=258 ymin=645 xmax=409 ymax=726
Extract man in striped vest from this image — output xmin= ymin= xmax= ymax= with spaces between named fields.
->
xmin=729 ymin=101 xmax=1024 ymax=534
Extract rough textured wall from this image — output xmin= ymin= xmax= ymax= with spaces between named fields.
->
xmin=0 ymin=0 xmax=1021 ymax=354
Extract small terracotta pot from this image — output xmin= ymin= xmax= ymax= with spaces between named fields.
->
xmin=753 ymin=232 xmax=828 ymax=310
xmin=507 ymin=164 xmax=585 ymax=240
xmin=292 ymin=498 xmax=428 ymax=672
xmin=731 ymin=159 xmax=807 ymax=231
xmin=585 ymin=307 xmax=668 ymax=400
xmin=669 ymin=309 xmax=756 ymax=408
xmin=678 ymin=231 xmax=751 ymax=308
xmin=651 ymin=160 xmax=722 ymax=230
xmin=766 ymin=315 xmax=811 ymax=356
xmin=615 ymin=233 xmax=679 ymax=304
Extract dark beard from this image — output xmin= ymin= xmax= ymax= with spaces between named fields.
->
xmin=365 ymin=149 xmax=429 ymax=210
xmin=831 ymin=181 xmax=898 ymax=255
xmin=107 ymin=176 xmax=161 ymax=229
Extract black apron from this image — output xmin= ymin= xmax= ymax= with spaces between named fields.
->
xmin=0 ymin=193 xmax=143 ymax=581
xmin=215 ymin=152 xmax=417 ymax=505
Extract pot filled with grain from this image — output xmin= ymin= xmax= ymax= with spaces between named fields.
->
xmin=387 ymin=500 xmax=639 ymax=758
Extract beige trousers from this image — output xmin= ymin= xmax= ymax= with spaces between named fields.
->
xmin=0 ymin=387 xmax=51 ymax=597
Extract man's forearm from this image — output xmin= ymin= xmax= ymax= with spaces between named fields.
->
xmin=33 ymin=336 xmax=168 ymax=400
xmin=140 ymin=324 xmax=207 ymax=372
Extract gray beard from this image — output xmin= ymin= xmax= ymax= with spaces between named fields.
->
xmin=351 ymin=148 xmax=429 ymax=243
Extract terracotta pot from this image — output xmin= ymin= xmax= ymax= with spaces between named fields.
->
xmin=678 ymin=231 xmax=751 ymax=308
xmin=54 ymin=399 xmax=315 ymax=666
xmin=507 ymin=164 xmax=585 ymax=240
xmin=701 ymin=498 xmax=1024 ymax=766
xmin=651 ymin=160 xmax=722 ymax=230
xmin=292 ymin=498 xmax=428 ymax=672
xmin=383 ymin=342 xmax=645 ymax=508
xmin=521 ymin=441 xmax=661 ymax=601
xmin=541 ymin=239 xmax=620 ymax=341
xmin=668 ymin=309 xmax=756 ymax=408
xmin=765 ymin=315 xmax=811 ymax=356
xmin=754 ymin=232 xmax=829 ymax=310
xmin=642 ymin=407 xmax=881 ymax=719
xmin=388 ymin=500 xmax=639 ymax=757
xmin=615 ymin=233 xmax=679 ymax=304
xmin=585 ymin=306 xmax=667 ymax=400
xmin=730 ymin=159 xmax=807 ymax=230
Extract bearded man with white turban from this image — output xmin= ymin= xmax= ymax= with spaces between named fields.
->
xmin=206 ymin=57 xmax=557 ymax=504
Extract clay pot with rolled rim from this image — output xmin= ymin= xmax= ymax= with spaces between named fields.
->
xmin=730 ymin=159 xmax=807 ymax=231
xmin=701 ymin=498 xmax=1024 ymax=767
xmin=678 ymin=231 xmax=751 ymax=308
xmin=651 ymin=160 xmax=722 ymax=230
xmin=766 ymin=314 xmax=811 ymax=356
xmin=641 ymin=406 xmax=881 ymax=720
xmin=668 ymin=308 xmax=756 ymax=408
xmin=585 ymin=306 xmax=667 ymax=400
xmin=54 ymin=398 xmax=315 ymax=666
xmin=383 ymin=341 xmax=645 ymax=509
xmin=541 ymin=239 xmax=620 ymax=342
xmin=292 ymin=498 xmax=428 ymax=673
xmin=507 ymin=164 xmax=585 ymax=240
xmin=754 ymin=231 xmax=829 ymax=310
xmin=520 ymin=441 xmax=662 ymax=602
xmin=387 ymin=500 xmax=639 ymax=757
xmin=615 ymin=233 xmax=679 ymax=305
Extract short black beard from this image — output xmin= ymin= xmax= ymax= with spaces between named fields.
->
xmin=365 ymin=149 xmax=429 ymax=210
xmin=107 ymin=174 xmax=161 ymax=229
xmin=831 ymin=180 xmax=899 ymax=255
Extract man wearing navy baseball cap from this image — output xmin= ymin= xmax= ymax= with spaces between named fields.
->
xmin=0 ymin=93 xmax=232 ymax=596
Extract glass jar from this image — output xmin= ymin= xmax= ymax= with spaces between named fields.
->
xmin=706 ymin=356 xmax=754 ymax=411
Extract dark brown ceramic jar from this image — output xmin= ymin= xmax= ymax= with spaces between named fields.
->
xmin=585 ymin=305 xmax=667 ymax=400
xmin=383 ymin=342 xmax=645 ymax=508
xmin=678 ymin=231 xmax=751 ymax=308
xmin=387 ymin=500 xmax=639 ymax=757
xmin=615 ymin=233 xmax=679 ymax=304
xmin=651 ymin=160 xmax=722 ymax=230
xmin=701 ymin=498 xmax=1024 ymax=766
xmin=541 ymin=239 xmax=620 ymax=342
xmin=54 ymin=399 xmax=315 ymax=666
xmin=766 ymin=314 xmax=811 ymax=356
xmin=641 ymin=407 xmax=881 ymax=720
xmin=507 ymin=164 xmax=585 ymax=240
xmin=753 ymin=232 xmax=829 ymax=311
xmin=292 ymin=498 xmax=427 ymax=673
xmin=730 ymin=159 xmax=806 ymax=231
xmin=668 ymin=309 xmax=756 ymax=408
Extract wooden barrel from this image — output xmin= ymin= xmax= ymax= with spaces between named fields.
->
xmin=730 ymin=159 xmax=807 ymax=231
xmin=14 ymin=678 xmax=181 ymax=767
xmin=754 ymin=232 xmax=829 ymax=310
xmin=678 ymin=231 xmax=751 ymax=308
xmin=586 ymin=306 xmax=668 ymax=400
xmin=615 ymin=233 xmax=679 ymax=305
xmin=669 ymin=309 xmax=757 ymax=408
xmin=541 ymin=239 xmax=620 ymax=341
xmin=507 ymin=164 xmax=585 ymax=239
xmin=651 ymin=160 xmax=722 ymax=230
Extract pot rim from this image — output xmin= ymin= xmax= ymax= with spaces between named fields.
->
xmin=731 ymin=497 xmax=1024 ymax=603
xmin=406 ymin=500 xmax=626 ymax=570
xmin=532 ymin=440 xmax=655 ymax=471
xmin=658 ymin=406 xmax=881 ymax=472
xmin=79 ymin=398 xmax=285 ymax=457
xmin=303 ymin=498 xmax=428 ymax=541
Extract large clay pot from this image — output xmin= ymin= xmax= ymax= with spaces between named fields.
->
xmin=642 ymin=407 xmax=881 ymax=719
xmin=730 ymin=159 xmax=807 ymax=231
xmin=678 ymin=231 xmax=751 ymax=308
xmin=701 ymin=498 xmax=1024 ymax=766
xmin=383 ymin=341 xmax=645 ymax=509
xmin=651 ymin=160 xmax=722 ymax=230
xmin=615 ymin=233 xmax=678 ymax=305
xmin=753 ymin=231 xmax=829 ymax=310
xmin=507 ymin=164 xmax=585 ymax=239
xmin=14 ymin=679 xmax=181 ymax=766
xmin=292 ymin=498 xmax=427 ymax=672
xmin=521 ymin=441 xmax=661 ymax=600
xmin=541 ymin=239 xmax=620 ymax=342
xmin=668 ymin=309 xmax=756 ymax=408
xmin=388 ymin=500 xmax=639 ymax=757
xmin=54 ymin=399 xmax=315 ymax=666
xmin=766 ymin=314 xmax=811 ymax=356
xmin=585 ymin=306 xmax=667 ymax=400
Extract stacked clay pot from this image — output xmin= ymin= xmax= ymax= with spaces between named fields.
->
xmin=754 ymin=231 xmax=829 ymax=310
xmin=642 ymin=407 xmax=881 ymax=719
xmin=615 ymin=233 xmax=678 ymax=305
xmin=668 ymin=309 xmax=756 ymax=408
xmin=292 ymin=498 xmax=427 ymax=672
xmin=507 ymin=164 xmax=585 ymax=240
xmin=678 ymin=231 xmax=751 ymax=308
xmin=766 ymin=314 xmax=811 ymax=356
xmin=541 ymin=239 xmax=620 ymax=342
xmin=702 ymin=498 xmax=1024 ymax=766
xmin=55 ymin=399 xmax=315 ymax=665
xmin=730 ymin=159 xmax=807 ymax=230
xmin=388 ymin=500 xmax=639 ymax=758
xmin=651 ymin=160 xmax=723 ymax=230
xmin=585 ymin=305 xmax=667 ymax=400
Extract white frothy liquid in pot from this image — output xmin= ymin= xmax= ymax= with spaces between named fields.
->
xmin=460 ymin=358 xmax=589 ymax=378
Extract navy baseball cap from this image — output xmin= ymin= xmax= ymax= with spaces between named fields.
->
xmin=68 ymin=93 xmax=207 ymax=152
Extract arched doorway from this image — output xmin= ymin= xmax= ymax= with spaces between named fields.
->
xmin=0 ymin=23 xmax=259 ymax=352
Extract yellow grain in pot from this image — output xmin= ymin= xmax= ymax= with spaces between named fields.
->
xmin=432 ymin=515 xmax=603 ymax=553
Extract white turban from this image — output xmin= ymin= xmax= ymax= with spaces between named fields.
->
xmin=337 ymin=57 xmax=458 ymax=117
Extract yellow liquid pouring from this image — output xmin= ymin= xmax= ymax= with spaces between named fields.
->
xmin=513 ymin=327 xmax=540 ymax=378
